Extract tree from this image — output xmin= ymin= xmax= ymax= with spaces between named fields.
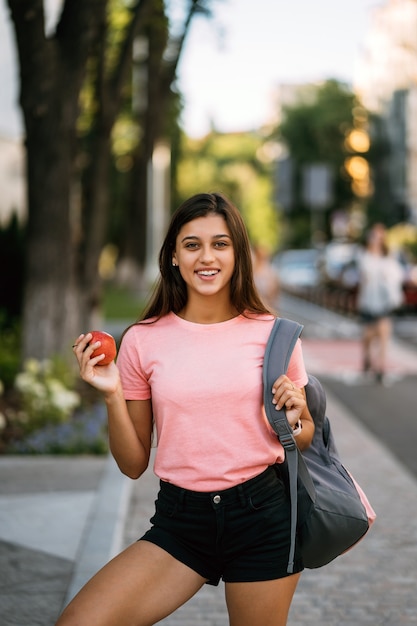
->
xmin=6 ymin=0 xmax=111 ymax=362
xmin=5 ymin=0 xmax=209 ymax=363
xmin=121 ymin=0 xmax=212 ymax=283
xmin=177 ymin=130 xmax=281 ymax=251
xmin=276 ymin=80 xmax=366 ymax=246
xmin=76 ymin=0 xmax=154 ymax=329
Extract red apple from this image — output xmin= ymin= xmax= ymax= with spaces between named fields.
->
xmin=88 ymin=330 xmax=117 ymax=365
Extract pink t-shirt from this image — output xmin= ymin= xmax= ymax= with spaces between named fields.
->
xmin=117 ymin=313 xmax=308 ymax=491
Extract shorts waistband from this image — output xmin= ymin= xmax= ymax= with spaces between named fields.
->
xmin=159 ymin=465 xmax=280 ymax=508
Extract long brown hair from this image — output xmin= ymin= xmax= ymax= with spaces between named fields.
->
xmin=140 ymin=192 xmax=272 ymax=320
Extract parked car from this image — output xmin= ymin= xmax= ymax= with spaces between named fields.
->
xmin=273 ymin=249 xmax=321 ymax=291
xmin=320 ymin=241 xmax=361 ymax=287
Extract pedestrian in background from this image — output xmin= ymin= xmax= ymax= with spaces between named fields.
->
xmin=58 ymin=192 xmax=314 ymax=626
xmin=357 ymin=223 xmax=405 ymax=384
xmin=252 ymin=244 xmax=281 ymax=310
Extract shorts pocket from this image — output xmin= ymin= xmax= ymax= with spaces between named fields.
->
xmin=153 ymin=490 xmax=179 ymax=518
xmin=248 ymin=479 xmax=287 ymax=511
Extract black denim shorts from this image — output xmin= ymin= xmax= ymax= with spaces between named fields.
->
xmin=359 ymin=309 xmax=391 ymax=324
xmin=140 ymin=465 xmax=303 ymax=585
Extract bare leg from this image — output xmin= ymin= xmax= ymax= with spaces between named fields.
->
xmin=374 ymin=316 xmax=392 ymax=378
xmin=362 ymin=322 xmax=377 ymax=371
xmin=55 ymin=540 xmax=207 ymax=626
xmin=225 ymin=573 xmax=301 ymax=626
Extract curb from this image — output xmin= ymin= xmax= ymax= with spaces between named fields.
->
xmin=64 ymin=454 xmax=133 ymax=604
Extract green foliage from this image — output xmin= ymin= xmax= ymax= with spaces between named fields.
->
xmin=6 ymin=405 xmax=109 ymax=455
xmin=405 ymin=240 xmax=417 ymax=261
xmin=279 ymin=80 xmax=356 ymax=165
xmin=243 ymin=177 xmax=280 ymax=253
xmin=274 ymin=79 xmax=365 ymax=246
xmin=0 ymin=346 xmax=109 ymax=454
xmin=77 ymin=0 xmax=142 ymax=139
xmin=0 ymin=283 xmax=144 ymax=455
xmin=103 ymin=283 xmax=146 ymax=320
xmin=106 ymin=0 xmax=136 ymax=70
xmin=12 ymin=357 xmax=81 ymax=434
xmin=177 ymin=130 xmax=281 ymax=251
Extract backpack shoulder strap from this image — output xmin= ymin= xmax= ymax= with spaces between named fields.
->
xmin=263 ymin=317 xmax=304 ymax=574
xmin=263 ymin=317 xmax=303 ymax=443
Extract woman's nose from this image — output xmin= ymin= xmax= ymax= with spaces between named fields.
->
xmin=199 ymin=245 xmax=215 ymax=263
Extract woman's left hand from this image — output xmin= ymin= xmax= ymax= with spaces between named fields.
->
xmin=271 ymin=374 xmax=306 ymax=428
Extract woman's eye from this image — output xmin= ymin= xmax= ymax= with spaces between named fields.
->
xmin=185 ymin=242 xmax=198 ymax=249
xmin=214 ymin=241 xmax=228 ymax=248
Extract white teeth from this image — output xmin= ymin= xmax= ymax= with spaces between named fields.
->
xmin=198 ymin=270 xmax=218 ymax=276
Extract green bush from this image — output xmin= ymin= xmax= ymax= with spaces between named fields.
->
xmin=7 ymin=404 xmax=108 ymax=455
xmin=12 ymin=357 xmax=81 ymax=434
xmin=0 ymin=281 xmax=146 ymax=454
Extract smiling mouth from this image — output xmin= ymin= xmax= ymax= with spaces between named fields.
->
xmin=196 ymin=270 xmax=219 ymax=276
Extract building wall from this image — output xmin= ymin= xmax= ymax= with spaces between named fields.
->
xmin=355 ymin=0 xmax=417 ymax=224
xmin=407 ymin=86 xmax=417 ymax=221
xmin=355 ymin=0 xmax=417 ymax=113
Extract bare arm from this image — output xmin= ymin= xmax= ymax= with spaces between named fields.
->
xmin=73 ymin=333 xmax=152 ymax=478
xmin=105 ymin=390 xmax=152 ymax=478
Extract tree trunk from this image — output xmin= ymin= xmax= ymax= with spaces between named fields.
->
xmin=7 ymin=0 xmax=108 ymax=361
xmin=77 ymin=0 xmax=153 ymax=329
xmin=124 ymin=0 xmax=203 ymax=276
xmin=79 ymin=131 xmax=113 ymax=331
xmin=22 ymin=112 xmax=79 ymax=360
xmin=6 ymin=0 xmax=209 ymax=360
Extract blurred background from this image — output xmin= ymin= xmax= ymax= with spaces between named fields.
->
xmin=1 ymin=0 xmax=417 ymax=452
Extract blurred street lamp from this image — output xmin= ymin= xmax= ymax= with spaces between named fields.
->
xmin=345 ymin=129 xmax=370 ymax=153
xmin=344 ymin=156 xmax=372 ymax=197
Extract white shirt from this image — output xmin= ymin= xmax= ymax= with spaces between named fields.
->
xmin=357 ymin=251 xmax=404 ymax=314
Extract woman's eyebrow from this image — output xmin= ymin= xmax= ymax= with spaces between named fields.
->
xmin=180 ymin=234 xmax=231 ymax=243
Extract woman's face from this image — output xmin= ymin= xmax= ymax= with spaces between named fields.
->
xmin=369 ymin=226 xmax=385 ymax=248
xmin=172 ymin=214 xmax=235 ymax=300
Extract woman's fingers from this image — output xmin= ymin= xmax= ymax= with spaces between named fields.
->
xmin=270 ymin=375 xmax=305 ymax=424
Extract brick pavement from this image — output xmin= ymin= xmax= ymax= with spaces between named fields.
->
xmin=301 ymin=336 xmax=417 ymax=380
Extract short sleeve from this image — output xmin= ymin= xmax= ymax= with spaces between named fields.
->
xmin=286 ymin=338 xmax=309 ymax=388
xmin=116 ymin=327 xmax=151 ymax=400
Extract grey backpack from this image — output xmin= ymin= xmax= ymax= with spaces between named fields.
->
xmin=263 ymin=317 xmax=374 ymax=574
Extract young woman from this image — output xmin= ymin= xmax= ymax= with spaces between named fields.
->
xmin=58 ymin=192 xmax=314 ymax=626
xmin=357 ymin=223 xmax=404 ymax=384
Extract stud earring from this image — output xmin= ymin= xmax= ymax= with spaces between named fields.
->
xmin=172 ymin=261 xmax=177 ymax=267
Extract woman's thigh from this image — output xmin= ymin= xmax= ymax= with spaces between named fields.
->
xmin=225 ymin=573 xmax=301 ymax=626
xmin=377 ymin=316 xmax=392 ymax=340
xmin=56 ymin=540 xmax=207 ymax=626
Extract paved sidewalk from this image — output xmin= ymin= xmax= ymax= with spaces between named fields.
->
xmin=0 ymin=450 xmax=132 ymax=625
xmin=1 ymin=333 xmax=417 ymax=625
xmin=301 ymin=336 xmax=417 ymax=381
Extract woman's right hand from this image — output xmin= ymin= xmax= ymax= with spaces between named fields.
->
xmin=72 ymin=332 xmax=121 ymax=397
